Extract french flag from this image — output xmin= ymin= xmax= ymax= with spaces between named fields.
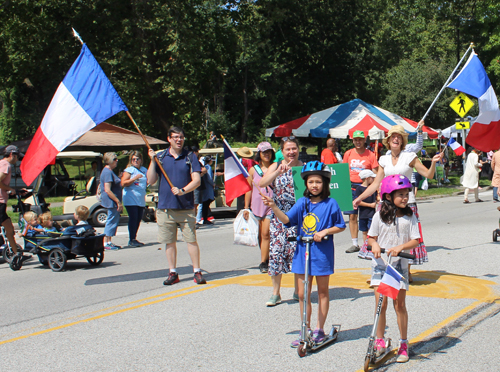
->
xmin=377 ymin=263 xmax=403 ymax=300
xmin=222 ymin=139 xmax=252 ymax=207
xmin=446 ymin=138 xmax=466 ymax=156
xmin=447 ymin=52 xmax=500 ymax=152
xmin=21 ymin=44 xmax=128 ymax=185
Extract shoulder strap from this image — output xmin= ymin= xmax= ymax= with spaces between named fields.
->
xmin=253 ymin=164 xmax=264 ymax=177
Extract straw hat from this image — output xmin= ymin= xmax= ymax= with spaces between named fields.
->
xmin=382 ymin=125 xmax=408 ymax=150
xmin=236 ymin=147 xmax=254 ymax=158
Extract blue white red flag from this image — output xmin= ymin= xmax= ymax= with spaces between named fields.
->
xmin=446 ymin=138 xmax=466 ymax=156
xmin=377 ymin=263 xmax=403 ymax=300
xmin=21 ymin=44 xmax=128 ymax=185
xmin=222 ymin=139 xmax=251 ymax=207
xmin=447 ymin=52 xmax=500 ymax=152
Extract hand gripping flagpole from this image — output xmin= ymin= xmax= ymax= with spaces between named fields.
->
xmin=72 ymin=28 xmax=174 ymax=188
xmin=421 ymin=42 xmax=474 ymax=121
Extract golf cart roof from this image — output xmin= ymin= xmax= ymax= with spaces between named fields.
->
xmin=56 ymin=151 xmax=103 ymax=159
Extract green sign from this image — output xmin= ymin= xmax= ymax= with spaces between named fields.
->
xmin=292 ymin=163 xmax=353 ymax=211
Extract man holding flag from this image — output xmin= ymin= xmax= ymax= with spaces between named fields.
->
xmin=147 ymin=127 xmax=206 ymax=286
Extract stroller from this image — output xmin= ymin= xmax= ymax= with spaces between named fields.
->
xmin=14 ymin=194 xmax=105 ymax=272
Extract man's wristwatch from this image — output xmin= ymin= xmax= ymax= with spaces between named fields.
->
xmin=180 ymin=188 xmax=185 ymax=194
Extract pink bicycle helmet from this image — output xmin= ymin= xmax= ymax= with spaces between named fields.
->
xmin=380 ymin=174 xmax=412 ymax=200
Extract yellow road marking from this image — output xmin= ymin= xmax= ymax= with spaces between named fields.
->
xmin=0 ymin=284 xmax=218 ymax=346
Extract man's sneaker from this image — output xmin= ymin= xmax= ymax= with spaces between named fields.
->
xmin=207 ymin=216 xmax=215 ymax=222
xmin=104 ymin=243 xmax=119 ymax=250
xmin=259 ymin=262 xmax=268 ymax=273
xmin=194 ymin=271 xmax=206 ymax=284
xmin=396 ymin=341 xmax=409 ymax=363
xmin=266 ymin=294 xmax=281 ymax=307
xmin=346 ymin=245 xmax=360 ymax=253
xmin=128 ymin=240 xmax=142 ymax=247
xmin=312 ymin=328 xmax=325 ymax=344
xmin=163 ymin=272 xmax=180 ymax=285
xmin=375 ymin=338 xmax=387 ymax=357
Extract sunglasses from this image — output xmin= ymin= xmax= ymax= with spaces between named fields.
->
xmin=281 ymin=136 xmax=296 ymax=142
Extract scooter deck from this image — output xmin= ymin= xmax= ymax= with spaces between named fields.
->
xmin=310 ymin=325 xmax=340 ymax=351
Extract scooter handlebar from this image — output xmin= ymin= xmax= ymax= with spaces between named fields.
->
xmin=287 ymin=236 xmax=329 ymax=242
xmin=367 ymin=246 xmax=416 ymax=260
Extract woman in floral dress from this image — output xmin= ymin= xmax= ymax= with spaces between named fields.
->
xmin=260 ymin=137 xmax=303 ymax=306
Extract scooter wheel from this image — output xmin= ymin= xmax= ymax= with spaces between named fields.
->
xmin=493 ymin=230 xmax=498 ymax=242
xmin=364 ymin=355 xmax=371 ymax=372
xmin=297 ymin=344 xmax=307 ymax=357
xmin=9 ymin=254 xmax=22 ymax=271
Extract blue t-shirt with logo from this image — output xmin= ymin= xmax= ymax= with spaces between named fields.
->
xmin=122 ymin=166 xmax=147 ymax=207
xmin=285 ymin=197 xmax=346 ymax=276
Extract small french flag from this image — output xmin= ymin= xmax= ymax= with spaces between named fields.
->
xmin=222 ymin=139 xmax=252 ymax=207
xmin=377 ymin=263 xmax=403 ymax=300
xmin=446 ymin=138 xmax=466 ymax=156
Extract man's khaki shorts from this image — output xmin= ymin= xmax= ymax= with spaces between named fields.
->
xmin=156 ymin=208 xmax=197 ymax=244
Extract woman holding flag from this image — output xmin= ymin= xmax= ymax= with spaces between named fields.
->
xmin=259 ymin=137 xmax=303 ymax=306
xmin=354 ymin=125 xmax=443 ymax=280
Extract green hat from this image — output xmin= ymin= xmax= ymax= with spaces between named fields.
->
xmin=352 ymin=130 xmax=365 ymax=139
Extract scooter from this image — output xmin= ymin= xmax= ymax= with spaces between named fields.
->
xmin=288 ymin=235 xmax=341 ymax=357
xmin=363 ymin=247 xmax=415 ymax=372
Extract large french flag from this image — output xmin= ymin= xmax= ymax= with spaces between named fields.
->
xmin=447 ymin=52 xmax=500 ymax=152
xmin=377 ymin=263 xmax=403 ymax=300
xmin=446 ymin=138 xmax=466 ymax=156
xmin=21 ymin=44 xmax=128 ymax=185
xmin=222 ymin=139 xmax=251 ymax=207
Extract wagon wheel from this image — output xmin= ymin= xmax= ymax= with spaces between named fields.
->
xmin=2 ymin=244 xmax=22 ymax=263
xmin=86 ymin=251 xmax=104 ymax=266
xmin=48 ymin=248 xmax=67 ymax=272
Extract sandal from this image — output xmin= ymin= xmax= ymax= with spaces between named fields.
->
xmin=463 ymin=200 xmax=470 ymax=204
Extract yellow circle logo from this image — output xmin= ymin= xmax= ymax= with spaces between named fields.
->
xmin=302 ymin=214 xmax=319 ymax=235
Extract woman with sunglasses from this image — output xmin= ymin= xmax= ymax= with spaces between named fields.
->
xmin=259 ymin=136 xmax=303 ymax=306
xmin=100 ymin=152 xmax=123 ymax=250
xmin=121 ymin=151 xmax=148 ymax=247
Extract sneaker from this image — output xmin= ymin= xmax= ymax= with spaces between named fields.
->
xmin=291 ymin=329 xmax=311 ymax=348
xmin=128 ymin=240 xmax=142 ymax=247
xmin=163 ymin=272 xmax=180 ymax=285
xmin=443 ymin=178 xmax=451 ymax=184
xmin=374 ymin=338 xmax=386 ymax=357
xmin=104 ymin=243 xmax=119 ymax=250
xmin=312 ymin=328 xmax=325 ymax=344
xmin=259 ymin=262 xmax=268 ymax=273
xmin=193 ymin=271 xmax=206 ymax=284
xmin=207 ymin=216 xmax=215 ymax=221
xmin=266 ymin=294 xmax=282 ymax=307
xmin=346 ymin=245 xmax=360 ymax=253
xmin=396 ymin=341 xmax=409 ymax=363
xmin=293 ymin=292 xmax=300 ymax=302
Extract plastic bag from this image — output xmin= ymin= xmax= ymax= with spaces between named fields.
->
xmin=233 ymin=209 xmax=259 ymax=247
xmin=421 ymin=179 xmax=428 ymax=190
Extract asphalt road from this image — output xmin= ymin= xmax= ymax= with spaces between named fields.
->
xmin=1 ymin=191 xmax=500 ymax=372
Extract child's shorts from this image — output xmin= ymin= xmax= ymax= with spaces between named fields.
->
xmin=359 ymin=217 xmax=372 ymax=232
xmin=370 ymin=256 xmax=409 ymax=291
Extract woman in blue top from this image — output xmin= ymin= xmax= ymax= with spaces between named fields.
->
xmin=121 ymin=151 xmax=148 ymax=247
xmin=263 ymin=161 xmax=346 ymax=346
xmin=100 ymin=152 xmax=123 ymax=250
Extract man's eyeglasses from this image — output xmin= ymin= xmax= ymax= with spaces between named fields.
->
xmin=113 ymin=158 xmax=118 ymax=161
xmin=132 ymin=158 xmax=141 ymax=161
xmin=170 ymin=136 xmax=185 ymax=141
xmin=281 ymin=136 xmax=296 ymax=142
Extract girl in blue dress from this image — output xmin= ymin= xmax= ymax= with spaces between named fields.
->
xmin=262 ymin=161 xmax=346 ymax=346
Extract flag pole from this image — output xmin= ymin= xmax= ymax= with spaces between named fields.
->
xmin=72 ymin=28 xmax=173 ymax=188
xmin=421 ymin=42 xmax=474 ymax=121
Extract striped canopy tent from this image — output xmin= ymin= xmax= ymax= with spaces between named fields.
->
xmin=266 ymin=99 xmax=425 ymax=139
xmin=402 ymin=117 xmax=439 ymax=139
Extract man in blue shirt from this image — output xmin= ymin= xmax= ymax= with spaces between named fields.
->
xmin=147 ymin=127 xmax=206 ymax=285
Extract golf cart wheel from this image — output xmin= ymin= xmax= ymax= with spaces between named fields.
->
xmin=92 ymin=208 xmax=108 ymax=227
xmin=364 ymin=356 xmax=371 ymax=372
xmin=86 ymin=251 xmax=104 ymax=266
xmin=2 ymin=244 xmax=22 ymax=263
xmin=48 ymin=248 xmax=67 ymax=272
xmin=297 ymin=343 xmax=307 ymax=358
xmin=493 ymin=230 xmax=498 ymax=242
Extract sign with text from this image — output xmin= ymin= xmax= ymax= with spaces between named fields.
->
xmin=292 ymin=163 xmax=353 ymax=211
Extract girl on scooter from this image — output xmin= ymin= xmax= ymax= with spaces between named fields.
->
xmin=368 ymin=174 xmax=420 ymax=363
xmin=262 ymin=161 xmax=346 ymax=347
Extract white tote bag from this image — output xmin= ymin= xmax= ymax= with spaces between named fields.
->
xmin=233 ymin=209 xmax=259 ymax=247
